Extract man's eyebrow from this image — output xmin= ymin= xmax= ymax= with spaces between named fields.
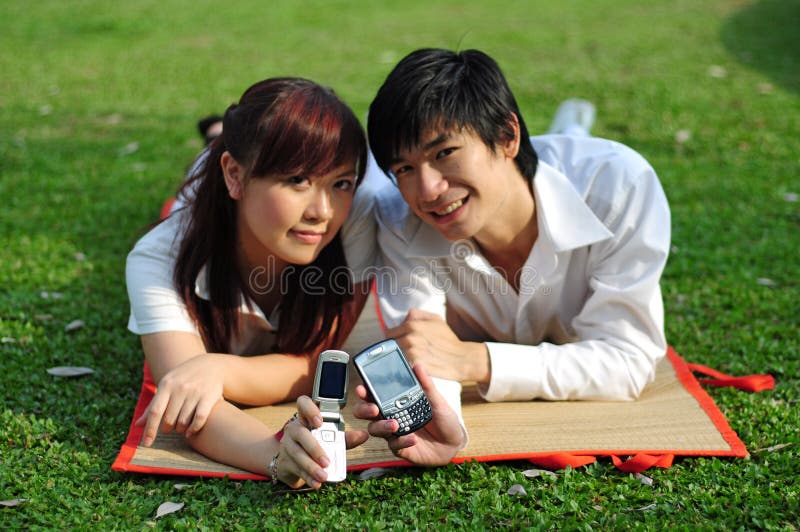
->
xmin=389 ymin=133 xmax=453 ymax=166
xmin=422 ymin=132 xmax=452 ymax=151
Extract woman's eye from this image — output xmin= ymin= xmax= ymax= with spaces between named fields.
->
xmin=287 ymin=175 xmax=309 ymax=186
xmin=334 ymin=179 xmax=354 ymax=191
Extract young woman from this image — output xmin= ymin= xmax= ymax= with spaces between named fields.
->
xmin=126 ymin=77 xmax=371 ymax=488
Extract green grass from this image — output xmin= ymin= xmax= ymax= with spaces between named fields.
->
xmin=1 ymin=0 xmax=798 ymax=528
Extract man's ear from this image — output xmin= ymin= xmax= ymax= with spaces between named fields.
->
xmin=220 ymin=151 xmax=244 ymax=200
xmin=501 ymin=113 xmax=522 ymax=159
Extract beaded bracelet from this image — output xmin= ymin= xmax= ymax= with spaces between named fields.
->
xmin=269 ymin=413 xmax=299 ymax=484
xmin=269 ymin=452 xmax=280 ymax=484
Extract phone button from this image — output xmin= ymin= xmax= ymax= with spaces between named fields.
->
xmin=369 ymin=346 xmax=384 ymax=356
xmin=395 ymin=397 xmax=409 ymax=408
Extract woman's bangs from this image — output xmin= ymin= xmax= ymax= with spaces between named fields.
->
xmin=252 ymin=89 xmax=365 ymax=180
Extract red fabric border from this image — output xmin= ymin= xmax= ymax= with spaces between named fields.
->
xmin=111 ymin=363 xmax=269 ymax=480
xmin=665 ymin=347 xmax=749 ymax=458
xmin=687 ymin=362 xmax=775 ymax=392
xmin=114 ymin=291 xmax=757 ymax=478
xmin=111 ymin=349 xmax=750 ymax=478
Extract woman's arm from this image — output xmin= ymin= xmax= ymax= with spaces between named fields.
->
xmin=137 ymin=331 xmax=315 ymax=445
xmin=182 ymin=394 xmax=368 ymax=487
xmin=139 ymin=332 xmax=369 ymax=485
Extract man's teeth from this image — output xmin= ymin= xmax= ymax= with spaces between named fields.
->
xmin=435 ymin=199 xmax=463 ymax=215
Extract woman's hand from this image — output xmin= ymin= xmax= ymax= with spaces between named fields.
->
xmin=136 ymin=354 xmax=226 ymax=446
xmin=274 ymin=396 xmax=369 ymax=489
xmin=352 ymin=363 xmax=466 ymax=466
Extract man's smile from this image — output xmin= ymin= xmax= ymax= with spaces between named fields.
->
xmin=428 ymin=196 xmax=469 ymax=218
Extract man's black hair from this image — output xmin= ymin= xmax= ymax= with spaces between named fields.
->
xmin=367 ymin=48 xmax=538 ymax=184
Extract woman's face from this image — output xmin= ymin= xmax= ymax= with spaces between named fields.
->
xmin=232 ymin=160 xmax=358 ymax=275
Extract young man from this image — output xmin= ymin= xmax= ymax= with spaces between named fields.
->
xmin=365 ymin=48 xmax=670 ymax=407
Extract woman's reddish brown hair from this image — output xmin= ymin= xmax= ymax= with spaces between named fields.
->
xmin=174 ymin=78 xmax=367 ymax=355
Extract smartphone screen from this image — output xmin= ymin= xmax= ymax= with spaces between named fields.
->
xmin=361 ymin=348 xmax=417 ymax=404
xmin=318 ymin=361 xmax=347 ymax=400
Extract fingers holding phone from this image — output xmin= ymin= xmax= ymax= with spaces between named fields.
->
xmin=277 ymin=412 xmax=330 ymax=489
xmin=352 ymin=339 xmax=433 ymax=436
xmin=353 ymin=359 xmax=466 ymax=466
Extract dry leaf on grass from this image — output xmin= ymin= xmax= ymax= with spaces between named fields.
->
xmin=40 ymin=291 xmax=64 ymax=299
xmin=753 ymin=443 xmax=792 ymax=453
xmin=64 ymin=320 xmax=85 ymax=332
xmin=708 ymin=65 xmax=727 ymax=78
xmin=2 ymin=337 xmax=16 ymax=343
xmin=757 ymin=82 xmax=774 ymax=95
xmin=522 ymin=469 xmax=557 ymax=479
xmin=1 ymin=499 xmax=27 ymax=507
xmin=173 ymin=483 xmax=193 ymax=491
xmin=756 ymin=278 xmax=777 ymax=287
xmin=155 ymin=501 xmax=184 ymax=518
xmin=506 ymin=484 xmax=527 ymax=496
xmin=783 ymin=192 xmax=798 ymax=203
xmin=119 ymin=142 xmax=139 ymax=155
xmin=47 ymin=366 xmax=95 ymax=377
xmin=636 ymin=503 xmax=657 ymax=512
xmin=358 ymin=467 xmax=393 ymax=481
xmin=635 ymin=473 xmax=654 ymax=486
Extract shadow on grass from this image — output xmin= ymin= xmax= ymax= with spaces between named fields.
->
xmin=721 ymin=0 xmax=800 ymax=92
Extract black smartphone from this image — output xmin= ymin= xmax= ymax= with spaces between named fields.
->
xmin=310 ymin=349 xmax=349 ymax=482
xmin=353 ymin=339 xmax=432 ymax=436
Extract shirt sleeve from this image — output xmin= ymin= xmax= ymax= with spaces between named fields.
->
xmin=126 ymin=218 xmax=200 ymax=337
xmin=341 ymin=187 xmax=378 ymax=284
xmin=480 ymin=164 xmax=670 ymax=402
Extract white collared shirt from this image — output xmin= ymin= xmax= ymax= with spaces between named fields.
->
xmin=372 ymin=135 xmax=671 ymax=402
xmin=125 ymin=211 xmax=279 ymax=355
xmin=126 ymin=154 xmax=385 ymax=355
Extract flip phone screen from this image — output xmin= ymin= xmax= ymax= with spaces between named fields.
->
xmin=318 ymin=361 xmax=347 ymax=400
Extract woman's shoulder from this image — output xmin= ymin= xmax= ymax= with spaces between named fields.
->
xmin=128 ymin=209 xmax=190 ymax=263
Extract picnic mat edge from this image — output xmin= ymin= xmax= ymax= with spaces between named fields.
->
xmin=111 ymin=346 xmax=748 ymax=481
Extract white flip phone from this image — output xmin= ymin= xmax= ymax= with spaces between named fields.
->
xmin=310 ymin=349 xmax=349 ymax=482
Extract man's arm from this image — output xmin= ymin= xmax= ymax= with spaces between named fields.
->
xmin=480 ymin=165 xmax=670 ymax=401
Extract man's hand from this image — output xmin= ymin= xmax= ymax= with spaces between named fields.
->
xmin=136 ymin=354 xmax=227 ymax=446
xmin=352 ymin=363 xmax=466 ymax=466
xmin=386 ymin=309 xmax=491 ymax=383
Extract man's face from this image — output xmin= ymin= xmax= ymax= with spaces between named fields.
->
xmin=388 ymin=127 xmax=521 ymax=242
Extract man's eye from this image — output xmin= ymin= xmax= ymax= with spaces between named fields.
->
xmin=392 ymin=165 xmax=411 ymax=176
xmin=436 ymin=147 xmax=456 ymax=159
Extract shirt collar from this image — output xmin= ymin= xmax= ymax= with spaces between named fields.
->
xmin=404 ymin=161 xmax=611 ymax=258
xmin=533 ymin=161 xmax=612 ymax=253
